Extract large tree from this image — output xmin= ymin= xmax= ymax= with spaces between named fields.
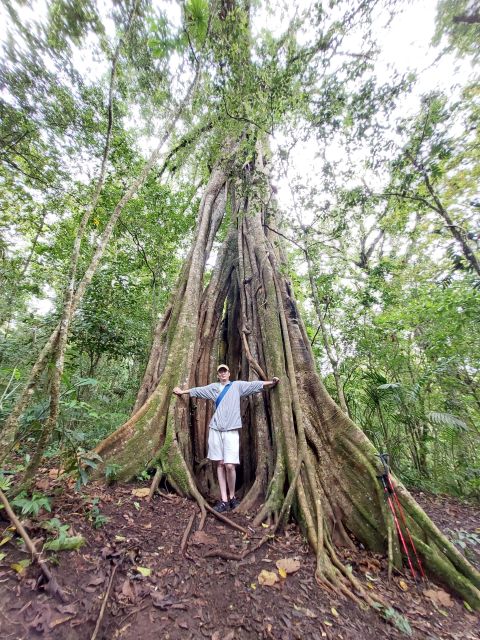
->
xmin=3 ymin=0 xmax=479 ymax=611
xmin=89 ymin=2 xmax=480 ymax=607
xmin=94 ymin=134 xmax=480 ymax=607
xmin=79 ymin=0 xmax=479 ymax=611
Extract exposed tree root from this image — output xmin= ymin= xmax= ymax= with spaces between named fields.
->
xmin=148 ymin=468 xmax=163 ymax=501
xmin=180 ymin=513 xmax=196 ymax=555
xmin=204 ymin=503 xmax=248 ymax=535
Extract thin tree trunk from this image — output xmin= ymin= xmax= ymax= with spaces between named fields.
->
xmin=6 ymin=1 xmax=139 ymax=480
xmin=408 ymin=154 xmax=480 ymax=277
xmin=306 ymin=253 xmax=349 ymax=415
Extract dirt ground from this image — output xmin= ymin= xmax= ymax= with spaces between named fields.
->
xmin=0 ymin=477 xmax=479 ymax=640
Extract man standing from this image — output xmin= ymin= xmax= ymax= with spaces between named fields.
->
xmin=173 ymin=365 xmax=279 ymax=512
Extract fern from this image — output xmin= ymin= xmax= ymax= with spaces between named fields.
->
xmin=426 ymin=411 xmax=468 ymax=431
xmin=12 ymin=492 xmax=52 ymax=516
xmin=0 ymin=472 xmax=12 ymax=492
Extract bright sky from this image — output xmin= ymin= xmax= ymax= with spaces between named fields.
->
xmin=274 ymin=0 xmax=474 ymax=225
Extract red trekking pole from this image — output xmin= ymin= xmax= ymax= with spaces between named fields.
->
xmin=381 ymin=457 xmax=426 ymax=580
xmin=378 ymin=453 xmax=427 ymax=580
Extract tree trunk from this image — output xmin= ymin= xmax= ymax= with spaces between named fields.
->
xmin=93 ymin=142 xmax=480 ymax=610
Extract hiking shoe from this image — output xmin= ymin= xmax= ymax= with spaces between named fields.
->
xmin=229 ymin=496 xmax=240 ymax=510
xmin=213 ymin=500 xmax=230 ymax=513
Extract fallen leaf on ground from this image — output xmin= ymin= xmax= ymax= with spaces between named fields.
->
xmin=11 ymin=559 xmax=31 ymax=574
xmin=191 ymin=531 xmax=217 ymax=545
xmin=331 ymin=607 xmax=339 ymax=617
xmin=294 ymin=605 xmax=317 ymax=618
xmin=48 ymin=614 xmax=74 ymax=629
xmin=278 ymin=566 xmax=287 ymax=579
xmin=276 ymin=558 xmax=301 ymax=574
xmin=258 ymin=569 xmax=278 ymax=586
xmin=0 ymin=535 xmax=13 ymax=547
xmin=212 ymin=631 xmax=234 ymax=640
xmin=398 ymin=580 xmax=409 ymax=591
xmin=44 ymin=535 xmax=85 ymax=551
xmin=358 ymin=557 xmax=381 ymax=573
xmin=56 ymin=604 xmax=77 ymax=616
xmin=113 ymin=623 xmax=131 ymax=638
xmin=131 ymin=488 xmax=150 ymax=498
xmin=424 ymin=588 xmax=453 ymax=607
xmin=121 ymin=579 xmax=135 ymax=600
xmin=35 ymin=478 xmax=50 ymax=491
xmin=151 ymin=592 xmax=175 ymax=609
xmin=136 ymin=566 xmax=151 ymax=577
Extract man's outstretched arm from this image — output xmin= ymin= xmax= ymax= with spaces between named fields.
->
xmin=238 ymin=378 xmax=280 ymax=397
xmin=173 ymin=383 xmax=217 ymax=400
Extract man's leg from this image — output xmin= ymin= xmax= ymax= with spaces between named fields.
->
xmin=225 ymin=463 xmax=236 ymax=500
xmin=216 ymin=461 xmax=229 ymax=502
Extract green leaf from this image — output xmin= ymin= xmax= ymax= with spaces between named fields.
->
xmin=382 ymin=607 xmax=412 ymax=636
xmin=0 ymin=474 xmax=12 ymax=491
xmin=11 ymin=558 xmax=31 ymax=573
xmin=12 ymin=493 xmax=52 ymax=516
xmin=44 ymin=535 xmax=85 ymax=551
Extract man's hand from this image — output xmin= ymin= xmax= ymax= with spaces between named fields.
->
xmin=173 ymin=387 xmax=184 ymax=396
xmin=264 ymin=377 xmax=280 ymax=388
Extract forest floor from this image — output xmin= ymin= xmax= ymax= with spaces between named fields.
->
xmin=0 ymin=473 xmax=479 ymax=640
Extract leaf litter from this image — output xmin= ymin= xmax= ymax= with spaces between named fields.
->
xmin=0 ymin=475 xmax=478 ymax=640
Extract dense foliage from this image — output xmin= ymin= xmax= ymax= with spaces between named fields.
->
xmin=0 ymin=0 xmax=478 ymax=497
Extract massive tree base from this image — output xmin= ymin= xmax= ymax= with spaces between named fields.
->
xmin=94 ymin=145 xmax=480 ymax=610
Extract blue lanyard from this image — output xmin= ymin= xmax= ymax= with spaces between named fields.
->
xmin=215 ymin=383 xmax=232 ymax=409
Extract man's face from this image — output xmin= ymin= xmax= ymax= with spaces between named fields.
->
xmin=217 ymin=367 xmax=230 ymax=383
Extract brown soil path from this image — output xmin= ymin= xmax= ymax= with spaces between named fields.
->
xmin=0 ymin=480 xmax=478 ymax=639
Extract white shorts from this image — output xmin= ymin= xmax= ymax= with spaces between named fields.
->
xmin=208 ymin=428 xmax=240 ymax=464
